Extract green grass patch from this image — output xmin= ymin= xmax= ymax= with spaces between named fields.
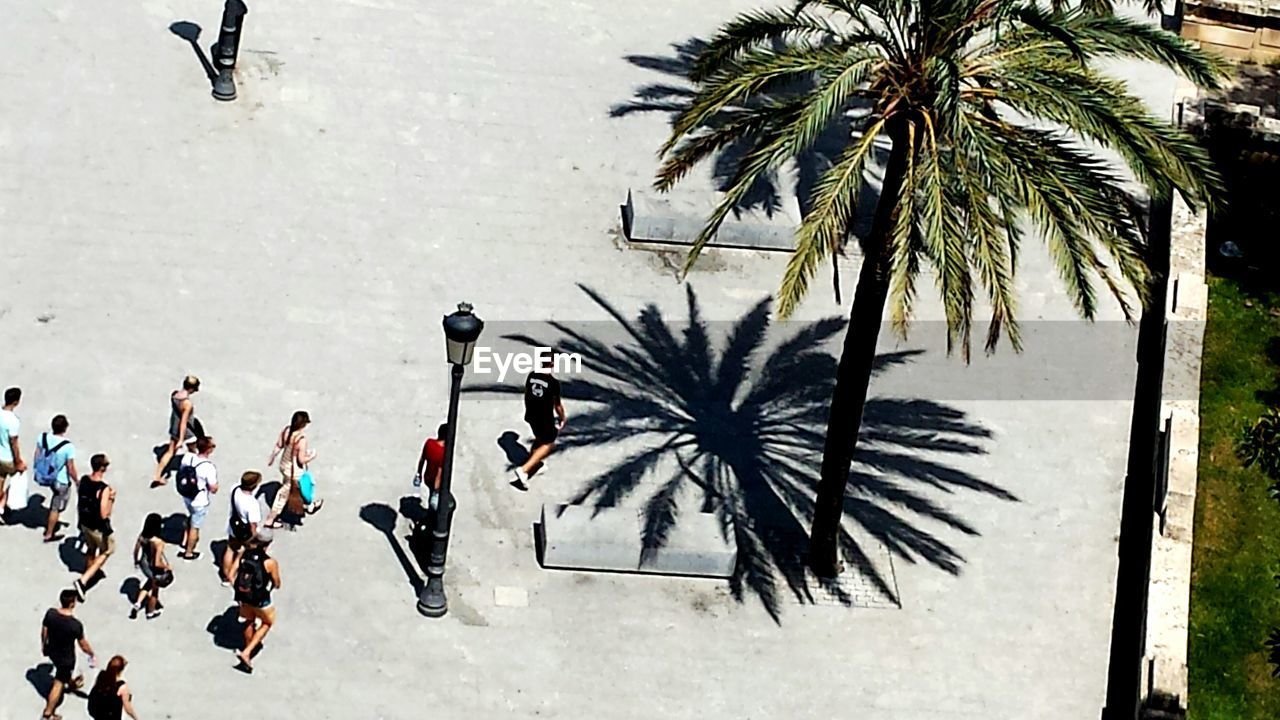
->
xmin=1189 ymin=276 xmax=1280 ymax=719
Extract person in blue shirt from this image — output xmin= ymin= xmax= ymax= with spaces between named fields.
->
xmin=35 ymin=415 xmax=79 ymax=543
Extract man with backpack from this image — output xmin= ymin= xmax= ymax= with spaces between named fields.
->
xmin=229 ymin=527 xmax=281 ymax=673
xmin=33 ymin=415 xmax=78 ymax=543
xmin=221 ymin=470 xmax=262 ymax=586
xmin=176 ymin=437 xmax=219 ymax=560
xmin=74 ymin=454 xmax=117 ymax=601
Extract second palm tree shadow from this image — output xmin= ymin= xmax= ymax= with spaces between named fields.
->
xmin=469 ymin=284 xmax=1017 ymax=621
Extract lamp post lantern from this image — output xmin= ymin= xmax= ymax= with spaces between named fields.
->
xmin=418 ymin=302 xmax=484 ymax=618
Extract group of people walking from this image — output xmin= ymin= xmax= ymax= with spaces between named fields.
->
xmin=0 ymin=356 xmax=571 ymax=718
xmin=0 ymin=376 xmax=323 ymax=719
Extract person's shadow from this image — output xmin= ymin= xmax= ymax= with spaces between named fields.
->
xmin=120 ymin=578 xmax=142 ymax=605
xmin=152 ymin=444 xmax=182 ymax=479
xmin=206 ymin=606 xmax=242 ymax=650
xmin=25 ymin=664 xmax=54 ymax=700
xmin=57 ymin=537 xmax=86 ymax=574
xmin=498 ymin=431 xmax=529 ymax=468
xmin=3 ymin=494 xmax=49 ymax=530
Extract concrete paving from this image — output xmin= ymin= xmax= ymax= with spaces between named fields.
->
xmin=0 ymin=1 xmax=1176 ymax=718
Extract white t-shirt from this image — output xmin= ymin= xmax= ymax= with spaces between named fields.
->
xmin=0 ymin=409 xmax=18 ymax=464
xmin=226 ymin=486 xmax=263 ymax=536
xmin=178 ymin=454 xmax=219 ymax=508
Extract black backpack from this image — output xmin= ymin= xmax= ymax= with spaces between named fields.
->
xmin=175 ymin=459 xmax=208 ymax=500
xmin=228 ymin=490 xmax=253 ymax=541
xmin=234 ymin=549 xmax=270 ymax=602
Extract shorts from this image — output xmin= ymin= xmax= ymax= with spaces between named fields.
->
xmin=50 ymin=482 xmax=72 ymax=512
xmin=528 ymin=418 xmax=559 ymax=446
xmin=185 ymin=499 xmax=209 ymax=529
xmin=237 ymin=595 xmax=272 ymax=609
xmin=82 ymin=527 xmax=116 ymax=556
xmin=51 ymin=657 xmax=75 ymax=684
xmin=0 ymin=461 xmax=15 ymax=478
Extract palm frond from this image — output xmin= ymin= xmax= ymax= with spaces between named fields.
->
xmin=690 ymin=7 xmax=840 ymax=82
xmin=777 ymin=118 xmax=886 ymax=318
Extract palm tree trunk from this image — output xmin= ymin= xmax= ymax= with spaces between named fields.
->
xmin=808 ymin=122 xmax=912 ymax=578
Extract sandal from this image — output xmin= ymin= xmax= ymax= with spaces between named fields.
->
xmin=264 ymin=519 xmax=285 ymax=529
xmin=305 ymin=499 xmax=325 ymax=515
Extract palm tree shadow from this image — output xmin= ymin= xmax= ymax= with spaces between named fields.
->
xmin=468 ymin=285 xmax=1016 ymax=622
xmin=612 ymin=37 xmax=877 ymax=241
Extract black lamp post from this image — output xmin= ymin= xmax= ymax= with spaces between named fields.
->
xmin=418 ymin=302 xmax=484 ymax=618
xmin=211 ymin=0 xmax=249 ymax=102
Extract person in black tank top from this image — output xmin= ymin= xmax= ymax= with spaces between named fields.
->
xmin=230 ymin=528 xmax=282 ymax=673
xmin=73 ymin=454 xmax=116 ymax=602
xmin=87 ymin=655 xmax=139 ymax=720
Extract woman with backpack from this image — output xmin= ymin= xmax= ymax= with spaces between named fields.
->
xmin=264 ymin=410 xmax=322 ymax=528
xmin=229 ymin=527 xmax=281 ymax=673
xmin=130 ymin=513 xmax=171 ymax=620
xmin=86 ymin=655 xmax=139 ymax=720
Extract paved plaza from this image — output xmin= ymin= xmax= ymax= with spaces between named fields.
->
xmin=0 ymin=1 xmax=1181 ymax=718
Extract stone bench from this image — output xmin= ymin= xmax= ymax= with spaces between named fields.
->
xmin=538 ymin=503 xmax=737 ymax=578
xmin=620 ymin=189 xmax=799 ymax=252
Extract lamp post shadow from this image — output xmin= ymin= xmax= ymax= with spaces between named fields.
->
xmin=360 ymin=503 xmax=424 ymax=595
xmin=169 ymin=21 xmax=217 ymax=83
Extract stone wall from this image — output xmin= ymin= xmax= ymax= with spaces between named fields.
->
xmin=1182 ymin=0 xmax=1280 ymax=62
xmin=1138 ymin=197 xmax=1209 ymax=717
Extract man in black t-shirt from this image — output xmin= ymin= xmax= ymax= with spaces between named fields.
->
xmin=512 ymin=354 xmax=566 ymax=491
xmin=41 ymin=588 xmax=97 ymax=720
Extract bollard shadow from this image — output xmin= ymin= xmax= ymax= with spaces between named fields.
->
xmin=468 ymin=284 xmax=1015 ymax=622
xmin=169 ymin=21 xmax=217 ymax=83
xmin=360 ymin=502 xmax=424 ymax=595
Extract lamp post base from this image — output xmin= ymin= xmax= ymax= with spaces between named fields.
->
xmin=212 ymin=69 xmax=237 ymax=101
xmin=417 ymin=577 xmax=447 ymax=617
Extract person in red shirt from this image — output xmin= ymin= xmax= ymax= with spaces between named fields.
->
xmin=415 ymin=424 xmax=447 ymax=509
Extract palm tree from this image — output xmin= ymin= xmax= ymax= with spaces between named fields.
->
xmin=654 ymin=0 xmax=1226 ymax=576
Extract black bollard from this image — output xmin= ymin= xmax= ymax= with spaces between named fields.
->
xmin=211 ymin=0 xmax=249 ymax=102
